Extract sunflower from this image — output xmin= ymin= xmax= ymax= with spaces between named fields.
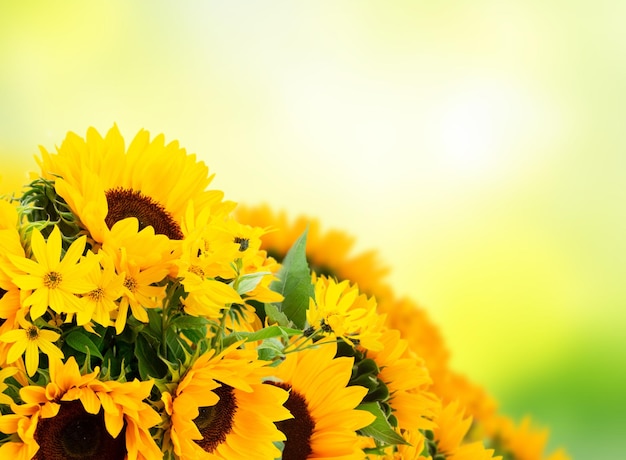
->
xmin=101 ymin=230 xmax=170 ymax=334
xmin=425 ymin=400 xmax=501 ymax=460
xmin=234 ymin=204 xmax=394 ymax=301
xmin=269 ymin=340 xmax=376 ymax=460
xmin=37 ymin=125 xmax=234 ymax=249
xmin=0 ymin=200 xmax=31 ymax=371
xmin=0 ymin=356 xmax=161 ymax=460
xmin=378 ymin=297 xmax=450 ymax=382
xmin=175 ymin=210 xmax=243 ymax=319
xmin=76 ymin=251 xmax=125 ymax=328
xmin=365 ymin=328 xmax=439 ymax=433
xmin=307 ymin=276 xmax=385 ymax=351
xmin=8 ymin=226 xmax=98 ymax=320
xmin=162 ymin=344 xmax=291 ymax=459
xmin=485 ymin=416 xmax=571 ymax=460
xmin=0 ymin=314 xmax=63 ymax=377
xmin=430 ymin=369 xmax=499 ymax=444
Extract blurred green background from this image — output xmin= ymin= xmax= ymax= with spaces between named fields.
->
xmin=1 ymin=2 xmax=624 ymax=457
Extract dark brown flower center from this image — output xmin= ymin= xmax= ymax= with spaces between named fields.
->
xmin=34 ymin=400 xmax=126 ymax=460
xmin=26 ymin=326 xmax=40 ymax=340
xmin=0 ymin=288 xmax=6 ymax=326
xmin=233 ymin=236 xmax=249 ymax=252
xmin=268 ymin=382 xmax=315 ymax=460
xmin=193 ymin=384 xmax=237 ymax=453
xmin=105 ymin=187 xmax=183 ymax=240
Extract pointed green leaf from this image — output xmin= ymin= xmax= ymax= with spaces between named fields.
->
xmin=357 ymin=402 xmax=409 ymax=446
xmin=135 ymin=333 xmax=168 ymax=380
xmin=270 ymin=228 xmax=313 ymax=328
xmin=222 ymin=325 xmax=301 ymax=347
xmin=265 ymin=302 xmax=290 ymax=327
xmin=234 ymin=272 xmax=272 ymax=295
xmin=257 ymin=338 xmax=286 ymax=361
xmin=65 ymin=330 xmax=104 ymax=360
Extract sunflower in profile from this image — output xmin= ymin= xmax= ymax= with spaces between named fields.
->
xmin=484 ymin=415 xmax=571 ymax=460
xmin=0 ymin=356 xmax=161 ymax=460
xmin=268 ymin=340 xmax=376 ymax=460
xmin=365 ymin=328 xmax=439 ymax=434
xmin=37 ymin=125 xmax=234 ymax=249
xmin=425 ymin=400 xmax=502 ymax=460
xmin=378 ymin=297 xmax=450 ymax=382
xmin=162 ymin=344 xmax=291 ymax=459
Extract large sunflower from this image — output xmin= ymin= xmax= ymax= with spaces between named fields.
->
xmin=269 ymin=340 xmax=375 ymax=460
xmin=37 ymin=125 xmax=234 ymax=248
xmin=162 ymin=344 xmax=291 ymax=459
xmin=0 ymin=356 xmax=161 ymax=460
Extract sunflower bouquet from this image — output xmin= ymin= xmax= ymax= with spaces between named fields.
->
xmin=0 ymin=126 xmax=568 ymax=460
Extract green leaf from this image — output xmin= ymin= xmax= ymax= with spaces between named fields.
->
xmin=357 ymin=402 xmax=409 ymax=446
xmin=170 ymin=315 xmax=210 ymax=330
xmin=265 ymin=302 xmax=290 ymax=327
xmin=234 ymin=272 xmax=272 ymax=295
xmin=222 ymin=325 xmax=301 ymax=348
xmin=270 ymin=228 xmax=313 ymax=329
xmin=257 ymin=338 xmax=286 ymax=361
xmin=164 ymin=328 xmax=186 ymax=360
xmin=180 ymin=327 xmax=207 ymax=344
xmin=65 ymin=330 xmax=104 ymax=360
xmin=135 ymin=333 xmax=168 ymax=380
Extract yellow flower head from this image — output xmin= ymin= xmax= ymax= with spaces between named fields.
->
xmin=102 ymin=234 xmax=170 ymax=334
xmin=8 ymin=226 xmax=98 ymax=320
xmin=37 ymin=125 xmax=234 ymax=248
xmin=366 ymin=328 xmax=439 ymax=433
xmin=307 ymin=276 xmax=385 ymax=351
xmin=0 ymin=315 xmax=63 ymax=377
xmin=235 ymin=204 xmax=393 ymax=300
xmin=76 ymin=251 xmax=125 ymax=328
xmin=487 ymin=415 xmax=570 ymax=460
xmin=0 ymin=356 xmax=161 ymax=460
xmin=270 ymin=340 xmax=376 ymax=459
xmin=429 ymin=400 xmax=501 ymax=460
xmin=162 ymin=344 xmax=291 ymax=459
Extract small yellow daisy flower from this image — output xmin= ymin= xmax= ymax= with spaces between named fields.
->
xmin=77 ymin=251 xmax=124 ymax=327
xmin=9 ymin=226 xmax=97 ymax=320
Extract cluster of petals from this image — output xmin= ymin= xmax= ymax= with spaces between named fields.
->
xmin=0 ymin=356 xmax=161 ymax=459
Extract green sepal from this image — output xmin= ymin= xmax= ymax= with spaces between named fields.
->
xmin=269 ymin=228 xmax=313 ymax=329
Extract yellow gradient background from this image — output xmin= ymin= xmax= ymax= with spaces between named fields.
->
xmin=1 ymin=2 xmax=624 ymax=457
